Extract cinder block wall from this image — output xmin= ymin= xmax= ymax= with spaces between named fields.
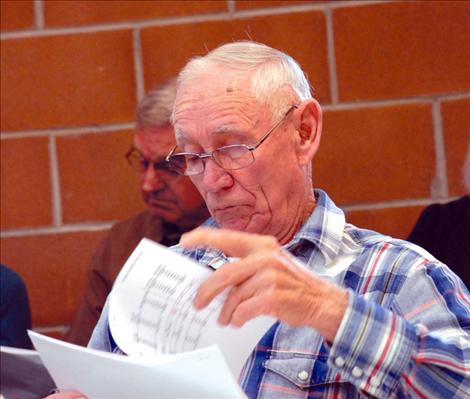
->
xmin=1 ymin=0 xmax=469 ymax=338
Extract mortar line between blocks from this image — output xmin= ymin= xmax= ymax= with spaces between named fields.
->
xmin=1 ymin=222 xmax=114 ymax=238
xmin=431 ymin=101 xmax=449 ymax=198
xmin=133 ymin=28 xmax=145 ymax=102
xmin=1 ymin=1 xmax=385 ymax=40
xmin=48 ymin=136 xmax=63 ymax=227
xmin=33 ymin=0 xmax=45 ymax=29
xmin=325 ymin=8 xmax=339 ymax=104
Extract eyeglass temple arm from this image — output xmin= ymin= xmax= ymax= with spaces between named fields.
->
xmin=165 ymin=145 xmax=177 ymax=162
xmin=251 ymin=104 xmax=299 ymax=150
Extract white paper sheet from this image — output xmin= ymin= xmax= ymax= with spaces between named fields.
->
xmin=29 ymin=331 xmax=247 ymax=399
xmin=108 ymin=238 xmax=275 ymax=377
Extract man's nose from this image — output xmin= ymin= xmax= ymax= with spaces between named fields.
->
xmin=202 ymin=158 xmax=233 ymax=192
xmin=141 ymin=166 xmax=165 ymax=192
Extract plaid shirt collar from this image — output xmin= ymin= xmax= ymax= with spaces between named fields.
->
xmin=284 ymin=189 xmax=346 ymax=265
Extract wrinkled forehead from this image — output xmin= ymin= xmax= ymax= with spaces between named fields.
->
xmin=134 ymin=124 xmax=176 ymax=158
xmin=173 ymin=78 xmax=271 ymax=142
xmin=174 ymin=75 xmax=250 ymax=112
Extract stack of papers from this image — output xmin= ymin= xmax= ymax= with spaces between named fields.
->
xmin=29 ymin=238 xmax=275 ymax=398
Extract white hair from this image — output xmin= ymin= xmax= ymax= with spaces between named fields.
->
xmin=136 ymin=78 xmax=176 ymax=130
xmin=176 ymin=41 xmax=313 ymax=120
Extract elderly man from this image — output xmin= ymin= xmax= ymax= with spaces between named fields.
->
xmin=66 ymin=79 xmax=208 ymax=346
xmin=55 ymin=42 xmax=469 ymax=398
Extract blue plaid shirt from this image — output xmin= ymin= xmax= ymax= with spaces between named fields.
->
xmin=90 ymin=190 xmax=470 ymax=398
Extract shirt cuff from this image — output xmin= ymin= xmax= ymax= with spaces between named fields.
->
xmin=328 ymin=289 xmax=418 ymax=397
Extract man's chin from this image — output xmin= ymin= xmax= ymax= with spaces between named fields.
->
xmin=148 ymin=206 xmax=180 ymax=223
xmin=216 ymin=217 xmax=251 ymax=232
xmin=215 ymin=211 xmax=269 ymax=234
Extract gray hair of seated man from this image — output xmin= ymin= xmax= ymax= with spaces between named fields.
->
xmin=136 ymin=78 xmax=176 ymax=131
xmin=174 ymin=41 xmax=314 ymax=122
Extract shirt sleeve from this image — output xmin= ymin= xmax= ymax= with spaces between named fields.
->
xmin=87 ymin=296 xmax=114 ymax=352
xmin=328 ymin=262 xmax=470 ymax=398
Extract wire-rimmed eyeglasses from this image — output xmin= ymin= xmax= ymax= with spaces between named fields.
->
xmin=165 ymin=104 xmax=298 ymax=176
xmin=125 ymin=147 xmax=177 ymax=174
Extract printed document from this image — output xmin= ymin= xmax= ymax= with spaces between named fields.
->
xmin=109 ymin=238 xmax=275 ymax=377
xmin=29 ymin=238 xmax=275 ymax=398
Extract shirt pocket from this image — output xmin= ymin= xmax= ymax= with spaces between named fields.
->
xmin=263 ymin=352 xmax=344 ymax=390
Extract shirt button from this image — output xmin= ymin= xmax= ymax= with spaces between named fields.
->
xmin=334 ymin=356 xmax=345 ymax=368
xmin=370 ymin=376 xmax=381 ymax=387
xmin=416 ymin=323 xmax=428 ymax=335
xmin=298 ymin=370 xmax=309 ymax=381
xmin=352 ymin=366 xmax=363 ymax=378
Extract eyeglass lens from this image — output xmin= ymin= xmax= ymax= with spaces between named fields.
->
xmin=168 ymin=145 xmax=255 ymax=175
xmin=127 ymin=150 xmax=174 ymax=173
xmin=167 ymin=104 xmax=296 ymax=176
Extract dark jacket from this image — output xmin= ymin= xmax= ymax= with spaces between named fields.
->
xmin=408 ymin=195 xmax=470 ymax=288
xmin=0 ymin=264 xmax=33 ymax=349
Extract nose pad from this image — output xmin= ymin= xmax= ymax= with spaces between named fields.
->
xmin=141 ymin=167 xmax=165 ymax=192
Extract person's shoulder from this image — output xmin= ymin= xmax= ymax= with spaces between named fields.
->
xmin=94 ymin=210 xmax=163 ymax=260
xmin=420 ymin=195 xmax=470 ymax=221
xmin=0 ymin=264 xmax=26 ymax=289
xmin=0 ymin=264 xmax=28 ymax=304
xmin=106 ymin=210 xmax=162 ymax=240
xmin=442 ymin=195 xmax=470 ymax=217
xmin=345 ymin=224 xmax=437 ymax=265
xmin=344 ymin=224 xmax=466 ymax=290
xmin=436 ymin=195 xmax=469 ymax=209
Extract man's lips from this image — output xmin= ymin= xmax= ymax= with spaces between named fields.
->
xmin=211 ymin=204 xmax=251 ymax=215
xmin=144 ymin=196 xmax=176 ymax=210
xmin=213 ymin=205 xmax=237 ymax=211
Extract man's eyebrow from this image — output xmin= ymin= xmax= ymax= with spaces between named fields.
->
xmin=175 ymin=124 xmax=244 ymax=140
xmin=212 ymin=123 xmax=243 ymax=135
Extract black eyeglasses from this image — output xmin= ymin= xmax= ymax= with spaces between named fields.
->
xmin=125 ymin=147 xmax=177 ymax=174
xmin=165 ymin=105 xmax=298 ymax=176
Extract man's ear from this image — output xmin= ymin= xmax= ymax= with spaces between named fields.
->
xmin=293 ymin=99 xmax=322 ymax=166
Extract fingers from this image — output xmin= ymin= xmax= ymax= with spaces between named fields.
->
xmin=193 ymin=247 xmax=296 ymax=310
xmin=205 ymin=255 xmax=316 ymax=327
xmin=181 ymin=227 xmax=279 ymax=258
xmin=192 ymin=242 xmax=311 ymax=317
xmin=218 ymin=277 xmax=261 ymax=325
xmin=193 ymin=253 xmax=263 ymax=309
xmin=230 ymin=294 xmax=269 ymax=327
xmin=183 ymin=227 xmax=341 ymax=332
xmin=44 ymin=391 xmax=88 ymax=399
xmin=183 ymin=227 xmax=287 ymax=311
xmin=227 ymin=289 xmax=298 ymax=327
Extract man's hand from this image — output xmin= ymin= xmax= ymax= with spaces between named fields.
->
xmin=181 ymin=228 xmax=349 ymax=343
xmin=44 ymin=391 xmax=87 ymax=399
